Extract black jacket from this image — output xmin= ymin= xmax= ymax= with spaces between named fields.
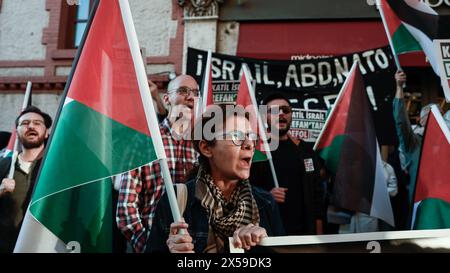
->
xmin=0 ymin=156 xmax=42 ymax=252
xmin=249 ymin=139 xmax=325 ymax=235
xmin=146 ymin=180 xmax=285 ymax=253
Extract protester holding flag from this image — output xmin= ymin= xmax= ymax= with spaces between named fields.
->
xmin=146 ymin=105 xmax=284 ymax=253
xmin=393 ymin=70 xmax=439 ymax=201
xmin=377 ymin=0 xmax=450 ymax=74
xmin=117 ymin=74 xmax=199 ymax=253
xmin=0 ymin=106 xmax=52 ymax=252
xmin=249 ymin=94 xmax=325 ymax=235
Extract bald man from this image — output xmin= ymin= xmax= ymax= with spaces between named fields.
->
xmin=117 ymin=75 xmax=199 ymax=252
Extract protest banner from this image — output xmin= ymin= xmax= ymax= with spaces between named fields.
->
xmin=187 ymin=47 xmax=397 ymax=144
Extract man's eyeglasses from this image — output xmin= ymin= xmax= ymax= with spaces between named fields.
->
xmin=168 ymin=86 xmax=199 ymax=97
xmin=267 ymin=105 xmax=292 ymax=115
xmin=217 ymin=130 xmax=259 ymax=147
xmin=18 ymin=120 xmax=45 ymax=127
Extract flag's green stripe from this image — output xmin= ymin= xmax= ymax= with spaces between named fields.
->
xmin=317 ymin=135 xmax=346 ymax=174
xmin=392 ymin=24 xmax=422 ymax=54
xmin=32 ymin=100 xmax=157 ymax=201
xmin=30 ymin=179 xmax=112 ymax=252
xmin=414 ymin=198 xmax=450 ymax=229
xmin=28 ymin=100 xmax=157 ymax=252
xmin=252 ymin=149 xmax=267 ymax=162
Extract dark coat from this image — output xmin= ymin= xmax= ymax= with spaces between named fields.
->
xmin=146 ymin=180 xmax=285 ymax=253
xmin=0 ymin=156 xmax=42 ymax=252
xmin=249 ymin=138 xmax=325 ymax=235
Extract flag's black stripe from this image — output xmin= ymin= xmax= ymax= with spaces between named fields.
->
xmin=386 ymin=0 xmax=439 ymax=39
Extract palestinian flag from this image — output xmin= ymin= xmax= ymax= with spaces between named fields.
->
xmin=1 ymin=81 xmax=33 ymax=159
xmin=377 ymin=0 xmax=422 ymax=55
xmin=14 ymin=0 xmax=159 ymax=252
xmin=314 ymin=63 xmax=394 ymax=226
xmin=412 ymin=106 xmax=450 ymax=229
xmin=378 ymin=0 xmax=450 ymax=74
xmin=236 ymin=64 xmax=269 ymax=163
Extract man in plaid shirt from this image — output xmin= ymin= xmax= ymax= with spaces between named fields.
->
xmin=116 ymin=75 xmax=199 ymax=253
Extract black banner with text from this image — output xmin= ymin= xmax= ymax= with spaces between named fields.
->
xmin=187 ymin=47 xmax=398 ymax=144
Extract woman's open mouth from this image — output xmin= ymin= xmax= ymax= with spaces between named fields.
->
xmin=239 ymin=156 xmax=252 ymax=168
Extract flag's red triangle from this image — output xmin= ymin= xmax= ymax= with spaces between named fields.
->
xmin=415 ymin=109 xmax=450 ymax=204
xmin=67 ymin=0 xmax=150 ymax=136
xmin=380 ymin=0 xmax=402 ymax=35
xmin=236 ymin=71 xmax=252 ymax=106
xmin=315 ymin=66 xmax=360 ymax=150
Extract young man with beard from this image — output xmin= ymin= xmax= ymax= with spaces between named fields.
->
xmin=117 ymin=75 xmax=199 ymax=253
xmin=0 ymin=106 xmax=52 ymax=252
xmin=249 ymin=94 xmax=325 ymax=235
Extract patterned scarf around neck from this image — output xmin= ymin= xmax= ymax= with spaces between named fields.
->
xmin=195 ymin=163 xmax=260 ymax=248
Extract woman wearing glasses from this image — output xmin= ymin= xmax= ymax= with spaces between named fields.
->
xmin=146 ymin=105 xmax=284 ymax=253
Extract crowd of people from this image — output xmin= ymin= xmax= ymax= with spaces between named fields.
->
xmin=1 ymin=71 xmax=449 ymax=253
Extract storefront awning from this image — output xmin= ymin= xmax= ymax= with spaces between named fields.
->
xmin=237 ymin=21 xmax=428 ymax=67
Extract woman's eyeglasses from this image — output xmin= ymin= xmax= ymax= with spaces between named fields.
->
xmin=168 ymin=86 xmax=199 ymax=97
xmin=217 ymin=130 xmax=259 ymax=147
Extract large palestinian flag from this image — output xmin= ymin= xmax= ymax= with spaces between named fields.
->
xmin=412 ymin=106 xmax=450 ymax=229
xmin=14 ymin=0 xmax=160 ymax=252
xmin=377 ymin=0 xmax=450 ymax=74
xmin=314 ymin=63 xmax=394 ymax=226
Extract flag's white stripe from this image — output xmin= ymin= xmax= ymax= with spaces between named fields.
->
xmin=404 ymin=0 xmax=438 ymax=15
xmin=402 ymin=22 xmax=439 ymax=74
xmin=63 ymin=97 xmax=74 ymax=107
xmin=14 ymin=210 xmax=67 ymax=253
xmin=411 ymin=201 xmax=421 ymax=229
xmin=370 ymin=140 xmax=395 ymax=226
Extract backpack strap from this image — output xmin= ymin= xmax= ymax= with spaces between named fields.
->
xmin=175 ymin=183 xmax=188 ymax=217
